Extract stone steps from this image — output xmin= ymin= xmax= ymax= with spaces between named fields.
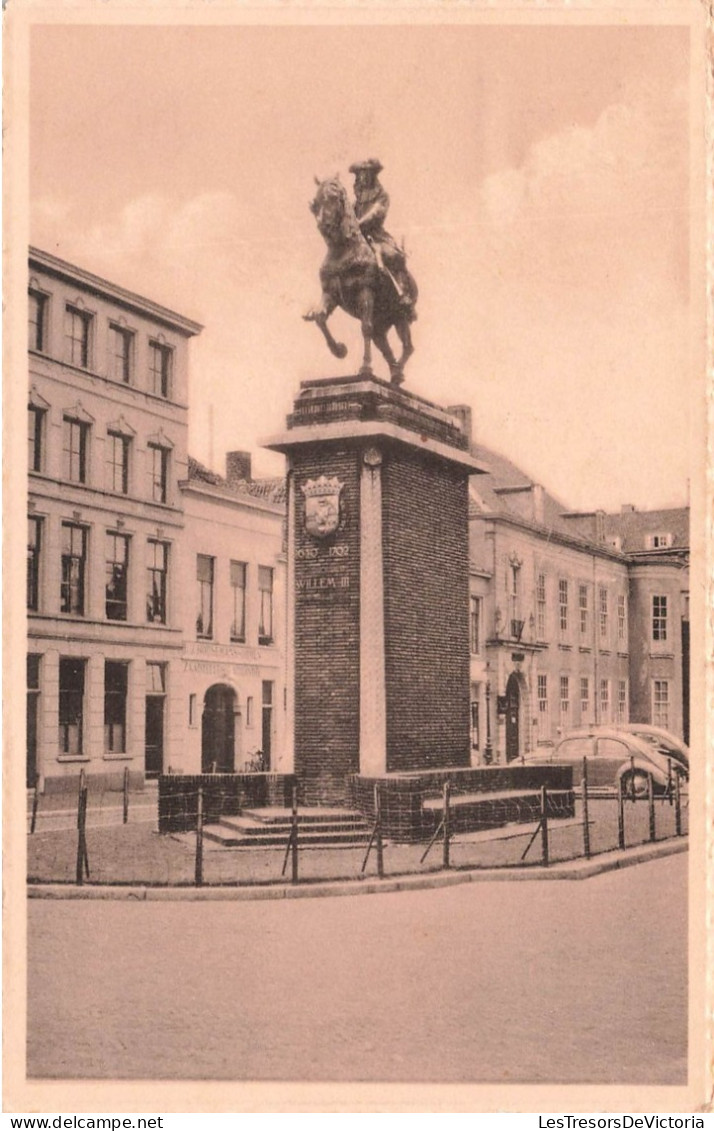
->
xmin=202 ymin=806 xmax=372 ymax=848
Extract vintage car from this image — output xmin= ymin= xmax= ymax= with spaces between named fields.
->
xmin=524 ymin=727 xmax=688 ymax=797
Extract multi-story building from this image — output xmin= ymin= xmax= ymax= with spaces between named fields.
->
xmin=27 ymin=248 xmax=202 ymax=791
xmin=452 ymin=406 xmax=689 ymax=762
xmin=178 ymin=454 xmax=287 ymax=776
xmin=604 ymin=506 xmax=690 ymax=743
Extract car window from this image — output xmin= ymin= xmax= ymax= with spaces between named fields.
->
xmin=596 ymin=738 xmax=631 ymax=760
xmin=556 ymin=737 xmax=594 ymax=760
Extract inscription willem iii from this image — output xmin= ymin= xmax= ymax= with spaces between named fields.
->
xmin=296 ymin=474 xmax=351 ymax=601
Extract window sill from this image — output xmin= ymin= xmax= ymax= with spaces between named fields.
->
xmin=103 ymin=753 xmax=132 ymax=761
xmin=557 ymin=642 xmax=573 ymax=651
xmin=57 ymin=755 xmax=90 ymax=764
xmin=258 ymin=639 xmax=274 ymax=647
xmin=578 ymin=646 xmax=592 ymax=653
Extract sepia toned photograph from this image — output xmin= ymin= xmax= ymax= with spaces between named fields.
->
xmin=4 ymin=0 xmax=710 ymax=1115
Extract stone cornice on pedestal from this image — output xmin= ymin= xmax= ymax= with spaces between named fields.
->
xmin=264 ymin=376 xmax=489 ymax=476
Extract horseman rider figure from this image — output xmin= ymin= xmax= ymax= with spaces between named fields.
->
xmin=349 ymin=159 xmax=416 ymax=320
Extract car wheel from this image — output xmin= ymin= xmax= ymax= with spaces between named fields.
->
xmin=621 ymin=769 xmax=651 ymax=800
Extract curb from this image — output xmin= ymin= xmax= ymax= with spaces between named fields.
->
xmin=27 ymin=837 xmax=687 ymax=902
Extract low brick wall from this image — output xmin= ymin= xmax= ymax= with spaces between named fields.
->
xmin=158 ymin=773 xmax=297 ymax=834
xmin=348 ymin=765 xmax=575 ymax=842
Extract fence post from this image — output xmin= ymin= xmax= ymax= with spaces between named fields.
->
xmin=30 ymin=772 xmax=40 ymax=835
xmin=442 ymin=781 xmax=451 ymax=869
xmin=291 ymin=783 xmax=299 ymax=885
xmin=674 ymin=771 xmax=682 ymax=836
xmin=195 ymin=786 xmax=204 ymax=887
xmin=617 ymin=775 xmax=626 ymax=850
xmin=581 ymin=757 xmax=590 ymax=859
xmin=647 ymin=772 xmax=656 ymax=842
xmin=540 ymin=785 xmax=549 ymax=866
xmin=76 ymin=784 xmax=89 ymax=884
xmin=123 ymin=766 xmax=130 ymax=825
xmin=77 ymin=768 xmax=85 ymax=826
xmin=374 ymin=782 xmax=384 ymax=879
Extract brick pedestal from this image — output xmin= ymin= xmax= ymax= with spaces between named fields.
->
xmin=265 ymin=376 xmax=486 ymax=805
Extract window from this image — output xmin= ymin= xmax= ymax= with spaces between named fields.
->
xmin=599 ymin=587 xmax=609 ymax=642
xmin=580 ymin=677 xmax=590 ymax=724
xmin=618 ymin=594 xmax=627 ymax=643
xmin=652 ymin=595 xmax=668 ymax=642
xmin=109 ymin=324 xmax=133 ymax=383
xmin=28 ymin=406 xmax=44 ymax=472
xmin=536 ymin=573 xmax=547 ymax=639
xmin=29 ymin=290 xmax=48 ymax=351
xmin=509 ymin=563 xmax=520 ymax=625
xmin=558 ymin=579 xmax=569 ymax=634
xmin=469 ymin=596 xmax=482 ymax=655
xmin=60 ymin=524 xmax=87 ymax=615
xmin=104 ymin=661 xmax=128 ymax=753
xmin=27 ymin=517 xmax=42 ymax=611
xmin=146 ymin=662 xmax=166 ymax=693
xmin=196 ymin=555 xmax=215 ymax=638
xmin=537 ymin=674 xmax=549 ymax=738
xmin=559 ymin=675 xmax=570 ymax=732
xmin=600 ymin=678 xmax=610 ymax=724
xmin=148 ymin=444 xmax=169 ymax=504
xmin=27 ymin=654 xmax=41 ymax=788
xmin=149 ymin=340 xmax=172 ymax=398
xmin=470 ymin=699 xmax=480 ymax=751
xmin=261 ymin=680 xmax=274 ymax=765
xmin=258 ymin=565 xmax=274 ymax=644
xmin=646 ymin=533 xmax=673 ymax=550
xmin=579 ymin=585 xmax=589 ymax=636
xmin=653 ymin=680 xmax=670 ymax=728
xmin=65 ymin=305 xmax=92 ymax=368
xmin=146 ymin=541 xmax=168 ymax=624
xmin=618 ymin=679 xmax=628 ymax=723
xmin=230 ymin=561 xmax=247 ymax=642
xmin=59 ymin=658 xmax=85 ymax=755
xmin=63 ymin=417 xmax=89 ymax=483
xmin=106 ymin=533 xmax=129 ymax=621
xmin=246 ymin=696 xmax=254 ymax=727
xmin=107 ymin=432 xmax=130 ymax=495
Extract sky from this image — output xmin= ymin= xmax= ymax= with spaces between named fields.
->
xmin=29 ymin=20 xmax=694 ymax=511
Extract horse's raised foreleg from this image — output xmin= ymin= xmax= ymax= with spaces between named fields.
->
xmin=303 ymin=297 xmax=347 ymax=359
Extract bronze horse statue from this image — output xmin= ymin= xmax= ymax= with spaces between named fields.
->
xmin=303 ymin=176 xmax=417 ymax=384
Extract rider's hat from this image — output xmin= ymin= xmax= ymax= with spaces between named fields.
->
xmin=349 ymin=158 xmax=383 ymax=175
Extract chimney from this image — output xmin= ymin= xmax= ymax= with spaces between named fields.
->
xmin=621 ymin=504 xmax=636 ymax=513
xmin=226 ymin=450 xmax=252 ymax=485
xmin=595 ymin=509 xmax=606 ymax=542
xmin=532 ymin=484 xmax=544 ymax=524
xmin=447 ymin=404 xmax=473 ymax=442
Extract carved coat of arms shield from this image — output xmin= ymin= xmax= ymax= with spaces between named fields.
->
xmin=301 ymin=476 xmax=344 ymax=539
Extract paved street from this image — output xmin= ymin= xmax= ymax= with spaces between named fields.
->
xmin=27 ymin=853 xmax=686 ymax=1084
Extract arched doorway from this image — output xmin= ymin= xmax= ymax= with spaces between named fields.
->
xmin=505 ymin=672 xmax=522 ymax=762
xmin=201 ymin=684 xmax=237 ymax=773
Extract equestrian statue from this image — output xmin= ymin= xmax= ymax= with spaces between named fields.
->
xmin=304 ymin=159 xmax=418 ymax=385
